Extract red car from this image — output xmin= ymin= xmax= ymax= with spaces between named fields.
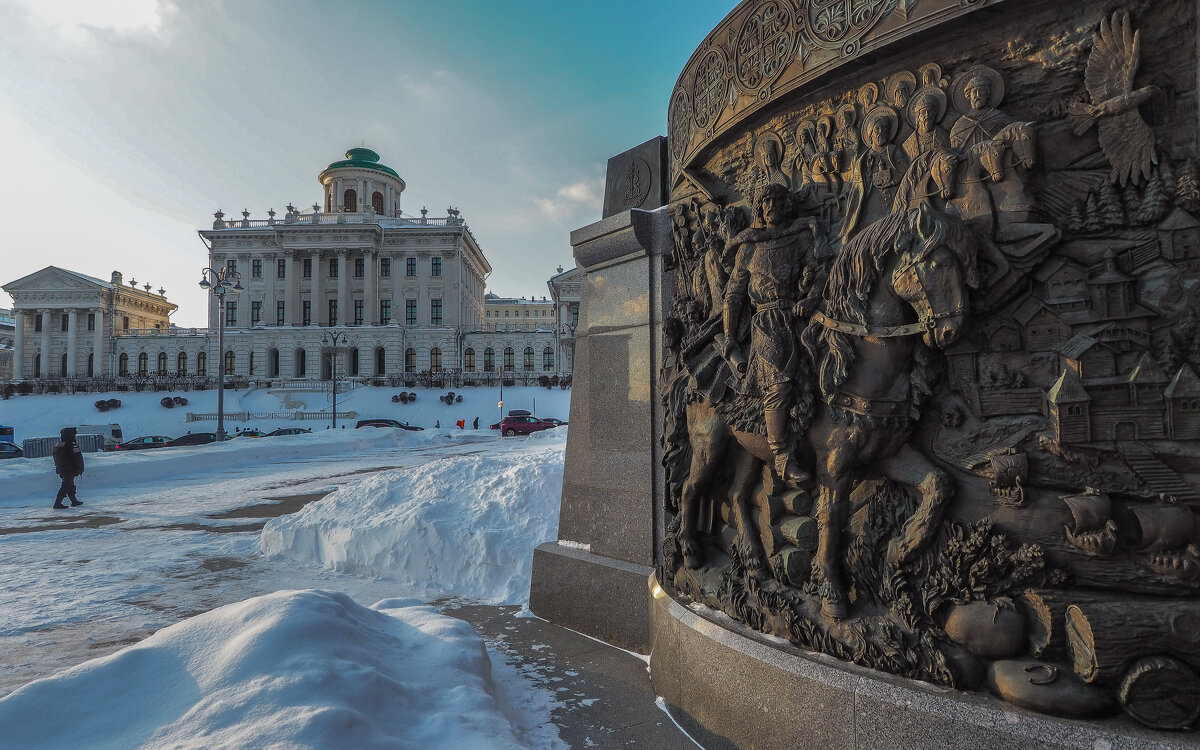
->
xmin=499 ymin=416 xmax=556 ymax=437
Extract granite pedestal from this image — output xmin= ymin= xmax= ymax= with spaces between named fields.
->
xmin=528 ymin=207 xmax=671 ymax=654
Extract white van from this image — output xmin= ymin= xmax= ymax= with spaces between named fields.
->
xmin=77 ymin=423 xmax=124 ymax=451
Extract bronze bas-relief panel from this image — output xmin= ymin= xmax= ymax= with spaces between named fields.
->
xmin=660 ymin=0 xmax=1200 ymax=732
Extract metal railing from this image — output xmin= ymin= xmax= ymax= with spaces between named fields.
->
xmin=185 ymin=410 xmax=357 ymax=423
xmin=211 ymin=212 xmax=461 ymax=230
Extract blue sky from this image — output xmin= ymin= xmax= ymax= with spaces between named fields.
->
xmin=0 ymin=0 xmax=732 ymax=325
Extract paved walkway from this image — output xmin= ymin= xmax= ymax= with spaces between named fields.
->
xmin=449 ymin=604 xmax=702 ymax=750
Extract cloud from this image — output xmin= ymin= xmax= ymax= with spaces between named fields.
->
xmin=534 ymin=179 xmax=603 ymax=222
xmin=4 ymin=0 xmax=170 ymax=40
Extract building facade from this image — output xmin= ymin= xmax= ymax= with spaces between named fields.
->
xmin=2 ymin=149 xmax=574 ymax=382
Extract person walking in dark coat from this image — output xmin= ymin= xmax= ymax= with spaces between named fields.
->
xmin=52 ymin=427 xmax=85 ymax=509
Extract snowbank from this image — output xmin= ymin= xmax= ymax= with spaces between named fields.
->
xmin=261 ymin=430 xmax=566 ymax=604
xmin=0 ymin=589 xmax=552 ymax=749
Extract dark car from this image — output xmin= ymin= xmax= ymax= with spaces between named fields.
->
xmin=113 ymin=435 xmax=171 ymax=451
xmin=234 ymin=429 xmax=266 ymax=438
xmin=499 ymin=416 xmax=555 ymax=437
xmin=264 ymin=427 xmax=313 ymax=437
xmin=168 ymin=432 xmax=217 ymax=447
xmin=355 ymin=419 xmax=424 ymax=431
xmin=0 ymin=442 xmax=23 ymax=459
xmin=540 ymin=418 xmax=568 ymax=426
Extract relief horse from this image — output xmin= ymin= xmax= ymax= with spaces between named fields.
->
xmin=673 ymin=203 xmax=978 ymax=623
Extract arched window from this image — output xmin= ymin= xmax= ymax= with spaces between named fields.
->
xmin=372 ymin=191 xmax=384 ymax=214
xmin=87 ymin=353 xmax=94 ymax=378
xmin=343 ymin=188 xmax=357 ymax=212
xmin=430 ymin=347 xmax=442 ymax=370
xmin=405 ymin=347 xmax=416 ymax=373
xmin=61 ymin=353 xmax=68 ymax=377
xmin=137 ymin=352 xmax=148 ymax=376
xmin=543 ymin=347 xmax=554 ymax=371
xmin=523 ymin=346 xmax=534 ymax=371
xmin=118 ymin=353 xmax=129 ymax=377
xmin=375 ymin=347 xmax=385 ymax=376
xmin=197 ymin=351 xmax=207 ymax=376
xmin=177 ymin=351 xmax=187 ymax=375
xmin=463 ymin=347 xmax=475 ymax=372
xmin=157 ymin=352 xmax=168 ymax=375
xmin=503 ymin=347 xmax=515 ymax=371
xmin=350 ymin=348 xmax=359 ymax=376
xmin=484 ymin=347 xmax=495 ymax=372
xmin=296 ymin=349 xmax=306 ymax=377
xmin=269 ymin=348 xmax=279 ymax=377
xmin=224 ymin=350 xmax=236 ymax=375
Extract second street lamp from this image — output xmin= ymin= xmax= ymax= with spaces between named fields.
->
xmin=322 ymin=330 xmax=349 ymax=428
xmin=199 ymin=265 xmax=243 ymax=441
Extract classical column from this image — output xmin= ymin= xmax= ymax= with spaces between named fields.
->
xmin=39 ymin=309 xmax=51 ymax=377
xmin=288 ymin=250 xmax=300 ymax=324
xmin=358 ymin=178 xmax=365 ymax=209
xmin=93 ymin=307 xmax=105 ymax=377
xmin=310 ymin=250 xmax=322 ymax=325
xmin=337 ymin=249 xmax=349 ymax=326
xmin=385 ymin=185 xmax=393 ymax=216
xmin=263 ymin=253 xmax=275 ymax=326
xmin=66 ymin=309 xmax=78 ymax=377
xmin=12 ymin=310 xmax=23 ymax=379
xmin=364 ymin=249 xmax=377 ymax=325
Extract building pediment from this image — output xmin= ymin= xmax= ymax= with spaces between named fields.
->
xmin=2 ymin=266 xmax=109 ymax=296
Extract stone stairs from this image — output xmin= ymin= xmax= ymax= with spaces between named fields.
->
xmin=1121 ymin=442 xmax=1199 ymax=502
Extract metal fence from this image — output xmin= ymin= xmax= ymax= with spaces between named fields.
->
xmin=185 ymin=410 xmax=357 ymax=423
xmin=21 ymin=433 xmax=105 ymax=458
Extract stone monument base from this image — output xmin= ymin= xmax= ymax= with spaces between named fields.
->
xmin=648 ymin=575 xmax=1200 ymax=750
xmin=529 ymin=543 xmax=653 ymax=653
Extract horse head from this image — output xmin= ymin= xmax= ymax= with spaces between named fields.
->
xmin=890 ymin=202 xmax=976 ymax=349
xmin=995 ymin=121 xmax=1036 ymax=169
xmin=929 ymin=149 xmax=959 ymax=201
xmin=969 ymin=139 xmax=1007 ymax=183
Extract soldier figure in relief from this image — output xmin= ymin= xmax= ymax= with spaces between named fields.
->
xmin=723 ymin=184 xmax=825 ymax=486
xmin=949 ymin=66 xmax=1011 ymax=149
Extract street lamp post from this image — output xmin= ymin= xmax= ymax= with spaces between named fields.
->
xmin=199 ymin=266 xmax=243 ymax=441
xmin=322 ymin=330 xmax=349 ymax=428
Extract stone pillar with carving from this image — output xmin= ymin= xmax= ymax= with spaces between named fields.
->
xmin=263 ymin=253 xmax=275 ymax=327
xmin=39 ymin=309 xmax=51 ymax=378
xmin=66 ymin=308 xmax=78 ymax=377
xmin=310 ymin=250 xmax=322 ymax=325
xmin=364 ymin=249 xmax=377 ymax=325
xmin=336 ymin=249 xmax=349 ymax=326
xmin=12 ymin=309 xmax=23 ymax=379
xmin=92 ymin=307 xmax=105 ymax=377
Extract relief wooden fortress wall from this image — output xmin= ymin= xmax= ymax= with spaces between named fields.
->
xmin=660 ymin=0 xmax=1200 ymax=729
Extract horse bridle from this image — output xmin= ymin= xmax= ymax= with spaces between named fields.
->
xmin=812 ymin=233 xmax=964 ymax=339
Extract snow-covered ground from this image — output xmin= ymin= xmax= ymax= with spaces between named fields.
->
xmin=0 ymin=385 xmax=575 ymax=748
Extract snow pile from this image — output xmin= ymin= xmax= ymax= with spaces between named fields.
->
xmin=261 ymin=431 xmax=566 ymax=604
xmin=0 ymin=590 xmax=552 ymax=749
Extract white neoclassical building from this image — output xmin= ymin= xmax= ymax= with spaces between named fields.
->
xmin=2 ymin=148 xmax=576 ymax=383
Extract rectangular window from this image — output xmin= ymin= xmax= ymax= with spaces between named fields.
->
xmin=87 ymin=313 xmax=95 ymax=332
xmin=34 ymin=316 xmax=42 ymax=332
xmin=354 ymin=258 xmax=364 ymax=278
xmin=329 ymin=258 xmax=338 ymax=278
xmin=380 ymin=258 xmax=391 ymax=277
xmin=303 ymin=259 xmax=312 ymax=278
xmin=432 ymin=257 xmax=442 ymax=277
xmin=252 ymin=259 xmax=263 ymax=278
xmin=225 ymin=301 xmax=237 ymax=326
xmin=276 ymin=301 xmax=285 ymax=326
xmin=353 ymin=300 xmax=364 ymax=325
xmin=251 ymin=300 xmax=262 ymax=324
xmin=406 ymin=257 xmax=416 ymax=277
xmin=380 ymin=300 xmax=391 ymax=324
xmin=277 ymin=258 xmax=286 ymax=279
xmin=328 ymin=299 xmax=338 ymax=326
xmin=227 ymin=259 xmax=237 ymax=274
xmin=302 ymin=301 xmax=311 ymax=326
xmin=61 ymin=314 xmax=69 ymax=332
xmin=571 ymin=305 xmax=579 ymax=327
xmin=430 ymin=298 xmax=442 ymax=326
xmin=122 ymin=316 xmax=129 ymax=331
xmin=405 ymin=299 xmax=417 ymax=326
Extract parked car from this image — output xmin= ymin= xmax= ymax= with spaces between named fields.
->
xmin=112 ymin=435 xmax=171 ymax=451
xmin=168 ymin=432 xmax=217 ymax=447
xmin=499 ymin=416 xmax=555 ymax=437
xmin=355 ymin=419 xmax=424 ymax=431
xmin=235 ymin=429 xmax=266 ymax=438
xmin=78 ymin=423 xmax=124 ymax=451
xmin=540 ymin=418 xmax=568 ymax=426
xmin=264 ymin=427 xmax=313 ymax=437
xmin=0 ymin=442 xmax=24 ymax=459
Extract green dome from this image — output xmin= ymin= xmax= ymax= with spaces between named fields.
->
xmin=324 ymin=147 xmax=399 ymax=179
